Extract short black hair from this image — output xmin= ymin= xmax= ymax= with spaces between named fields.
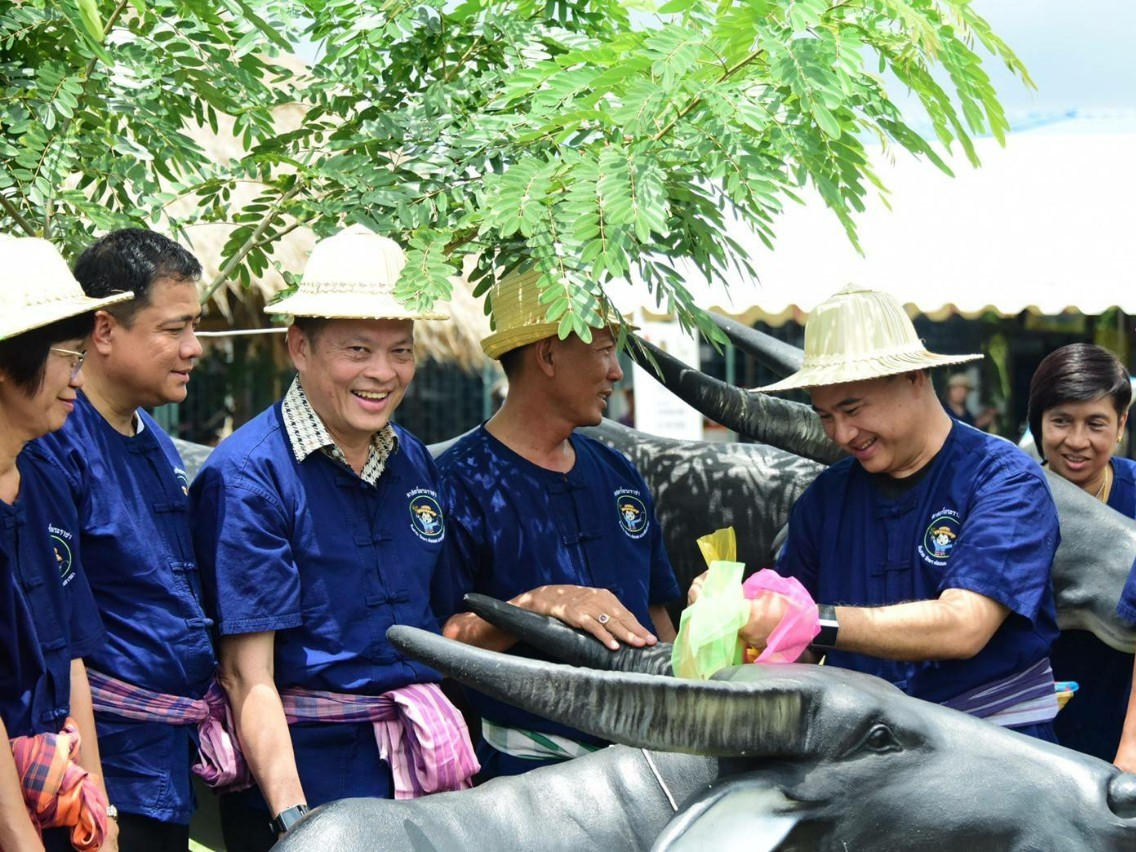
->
xmin=0 ymin=312 xmax=95 ymax=394
xmin=73 ymin=229 xmax=201 ymax=327
xmin=290 ymin=316 xmax=329 ymax=347
xmin=1028 ymin=343 xmax=1131 ymax=460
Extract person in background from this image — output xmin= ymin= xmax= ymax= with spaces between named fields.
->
xmin=694 ymin=285 xmax=1061 ymax=742
xmin=190 ymin=226 xmax=476 ymax=851
xmin=436 ymin=267 xmax=679 ymax=780
xmin=1 ymin=235 xmax=132 ymax=852
xmin=942 ymin=372 xmax=997 ymax=431
xmin=1028 ymin=343 xmax=1136 ymax=766
xmin=35 ymin=229 xmax=216 ymax=851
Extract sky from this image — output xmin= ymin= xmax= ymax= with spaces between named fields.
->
xmin=912 ymin=0 xmax=1136 ymax=129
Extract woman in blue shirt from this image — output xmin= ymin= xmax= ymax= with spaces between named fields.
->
xmin=1028 ymin=343 xmax=1136 ymax=766
xmin=0 ymin=235 xmax=132 ymax=851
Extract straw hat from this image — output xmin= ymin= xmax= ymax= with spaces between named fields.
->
xmin=267 ymin=225 xmax=449 ymax=321
xmin=947 ymin=373 xmax=974 ymax=390
xmin=0 ymin=235 xmax=134 ymax=341
xmin=481 ymin=267 xmax=632 ymax=360
xmin=756 ymin=285 xmax=982 ymax=393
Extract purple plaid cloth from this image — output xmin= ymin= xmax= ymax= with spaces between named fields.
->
xmin=86 ymin=669 xmax=250 ymax=791
xmin=280 ymin=683 xmax=479 ymax=799
xmin=941 ymin=657 xmax=1057 ymax=721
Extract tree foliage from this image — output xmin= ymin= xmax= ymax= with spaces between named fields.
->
xmin=0 ymin=0 xmax=1030 ymax=343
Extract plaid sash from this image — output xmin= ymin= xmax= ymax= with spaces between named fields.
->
xmin=86 ymin=669 xmax=250 ymax=791
xmin=280 ymin=683 xmax=480 ymax=799
xmin=9 ymin=717 xmax=107 ymax=852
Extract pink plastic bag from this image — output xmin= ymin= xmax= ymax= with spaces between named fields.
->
xmin=741 ymin=569 xmax=820 ymax=664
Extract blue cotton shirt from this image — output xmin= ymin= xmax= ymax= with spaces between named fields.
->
xmin=1 ymin=448 xmax=104 ymax=739
xmin=190 ymin=403 xmax=449 ymax=806
xmin=435 ymin=426 xmax=680 ymax=743
xmin=777 ymin=422 xmax=1060 ymax=706
xmin=35 ymin=393 xmax=216 ymax=824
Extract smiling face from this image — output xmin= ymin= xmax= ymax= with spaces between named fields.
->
xmin=97 ymin=278 xmax=202 ymax=408
xmin=1041 ymin=395 xmax=1127 ymax=493
xmin=0 ymin=336 xmax=85 ymax=443
xmin=810 ymin=373 xmax=942 ymax=478
xmin=547 ymin=328 xmax=624 ymax=427
xmin=289 ymin=317 xmax=416 ymax=455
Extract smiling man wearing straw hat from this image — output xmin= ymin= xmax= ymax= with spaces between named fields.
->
xmin=434 ymin=266 xmax=680 ymax=781
xmin=693 ymin=284 xmax=1063 ymax=742
xmin=189 ymin=226 xmax=477 ymax=851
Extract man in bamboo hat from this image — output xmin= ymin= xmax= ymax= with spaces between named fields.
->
xmin=692 ymin=285 xmax=1062 ymax=741
xmin=190 ymin=226 xmax=477 ymax=850
xmin=435 ymin=266 xmax=680 ymax=780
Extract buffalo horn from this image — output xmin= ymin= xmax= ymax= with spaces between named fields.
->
xmin=629 ymin=336 xmax=844 ymax=465
xmin=389 ymin=626 xmax=808 ymax=757
xmin=706 ymin=313 xmax=802 ymax=377
xmin=464 ymin=593 xmax=674 ymax=676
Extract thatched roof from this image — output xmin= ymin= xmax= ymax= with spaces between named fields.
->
xmin=169 ymin=60 xmax=491 ymax=372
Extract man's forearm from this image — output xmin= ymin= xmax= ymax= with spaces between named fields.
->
xmin=222 ymin=674 xmax=307 ymax=816
xmin=829 ymin=590 xmax=1009 ymax=661
xmin=442 ymin=611 xmax=518 ymax=652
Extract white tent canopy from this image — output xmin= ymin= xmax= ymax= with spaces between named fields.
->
xmin=608 ymin=125 xmax=1136 ymax=327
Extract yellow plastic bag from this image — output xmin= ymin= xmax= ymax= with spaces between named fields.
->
xmin=672 ymin=527 xmax=750 ymax=679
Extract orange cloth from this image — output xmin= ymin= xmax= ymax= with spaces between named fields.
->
xmin=9 ymin=716 xmax=107 ymax=851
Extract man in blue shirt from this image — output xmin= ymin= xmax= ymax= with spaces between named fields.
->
xmin=692 ymin=285 xmax=1061 ymax=740
xmin=35 ymin=229 xmax=215 ymax=851
xmin=190 ymin=227 xmax=476 ymax=851
xmin=436 ymin=267 xmax=680 ymax=779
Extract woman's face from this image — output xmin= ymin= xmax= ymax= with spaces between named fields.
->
xmin=1041 ymin=395 xmax=1128 ymax=492
xmin=0 ymin=337 xmax=85 ymax=443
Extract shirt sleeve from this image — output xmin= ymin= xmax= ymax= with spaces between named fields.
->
xmin=189 ymin=466 xmax=304 ymax=636
xmin=429 ymin=471 xmax=481 ymax=621
xmin=941 ymin=463 xmax=1059 ymax=623
xmin=642 ymin=481 xmax=680 ymax=605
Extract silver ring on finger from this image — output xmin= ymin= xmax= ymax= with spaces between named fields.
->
xmin=597 ymin=613 xmax=611 ymax=625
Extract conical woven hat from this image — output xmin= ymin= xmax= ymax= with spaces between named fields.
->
xmin=756 ymin=285 xmax=982 ymax=393
xmin=0 ymin=235 xmax=134 ymax=340
xmin=268 ymin=225 xmax=449 ymax=321
xmin=481 ymin=267 xmax=633 ymax=360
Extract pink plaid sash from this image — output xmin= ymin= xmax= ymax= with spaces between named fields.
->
xmin=280 ymin=683 xmax=479 ymax=799
xmin=86 ymin=669 xmax=250 ymax=791
xmin=9 ymin=717 xmax=107 ymax=851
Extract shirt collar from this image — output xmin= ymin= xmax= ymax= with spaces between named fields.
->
xmin=281 ymin=376 xmax=397 ymax=485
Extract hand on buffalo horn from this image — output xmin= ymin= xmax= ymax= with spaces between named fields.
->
xmin=512 ymin=584 xmax=657 ymax=651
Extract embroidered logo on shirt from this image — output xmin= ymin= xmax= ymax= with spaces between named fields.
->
xmin=918 ymin=509 xmax=962 ymax=568
xmin=174 ymin=467 xmax=190 ymax=496
xmin=408 ymin=489 xmax=445 ymax=542
xmin=49 ymin=524 xmax=76 ymax=587
xmin=615 ymin=490 xmax=648 ymax=540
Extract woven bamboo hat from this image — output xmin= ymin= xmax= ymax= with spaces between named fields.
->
xmin=756 ymin=284 xmax=982 ymax=393
xmin=0 ymin=235 xmax=134 ymax=341
xmin=481 ymin=267 xmax=632 ymax=360
xmin=267 ymin=225 xmax=449 ymax=321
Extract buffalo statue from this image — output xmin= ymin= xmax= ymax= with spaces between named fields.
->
xmin=273 ymin=596 xmax=1136 ymax=850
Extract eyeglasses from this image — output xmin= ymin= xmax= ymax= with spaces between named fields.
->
xmin=50 ymin=347 xmax=86 ymax=379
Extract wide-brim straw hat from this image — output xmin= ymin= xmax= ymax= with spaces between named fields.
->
xmin=756 ymin=284 xmax=982 ymax=393
xmin=481 ymin=267 xmax=634 ymax=360
xmin=0 ymin=235 xmax=134 ymax=341
xmin=267 ymin=225 xmax=449 ymax=321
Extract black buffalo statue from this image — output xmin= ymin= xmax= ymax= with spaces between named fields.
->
xmin=272 ymin=596 xmax=1136 ymax=850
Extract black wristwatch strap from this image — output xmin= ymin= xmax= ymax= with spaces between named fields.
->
xmin=813 ymin=604 xmax=840 ymax=650
xmin=271 ymin=803 xmax=310 ymax=835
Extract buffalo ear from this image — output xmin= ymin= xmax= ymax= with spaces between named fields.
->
xmin=651 ymin=783 xmax=800 ymax=852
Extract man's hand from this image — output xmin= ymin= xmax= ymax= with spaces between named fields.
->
xmin=513 ymin=585 xmax=657 ymax=651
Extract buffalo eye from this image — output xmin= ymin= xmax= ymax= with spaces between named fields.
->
xmin=863 ymin=723 xmax=900 ymax=754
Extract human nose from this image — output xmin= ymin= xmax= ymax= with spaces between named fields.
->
xmin=181 ymin=328 xmax=203 ymax=361
xmin=608 ymin=354 xmax=624 ymax=382
xmin=1065 ymin=423 xmax=1091 ymax=448
xmin=830 ymin=415 xmax=858 ymax=447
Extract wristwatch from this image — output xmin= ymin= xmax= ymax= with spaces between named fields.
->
xmin=813 ymin=604 xmax=840 ymax=650
xmin=106 ymin=804 xmax=119 ymax=823
xmin=271 ymin=803 xmax=310 ymax=835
